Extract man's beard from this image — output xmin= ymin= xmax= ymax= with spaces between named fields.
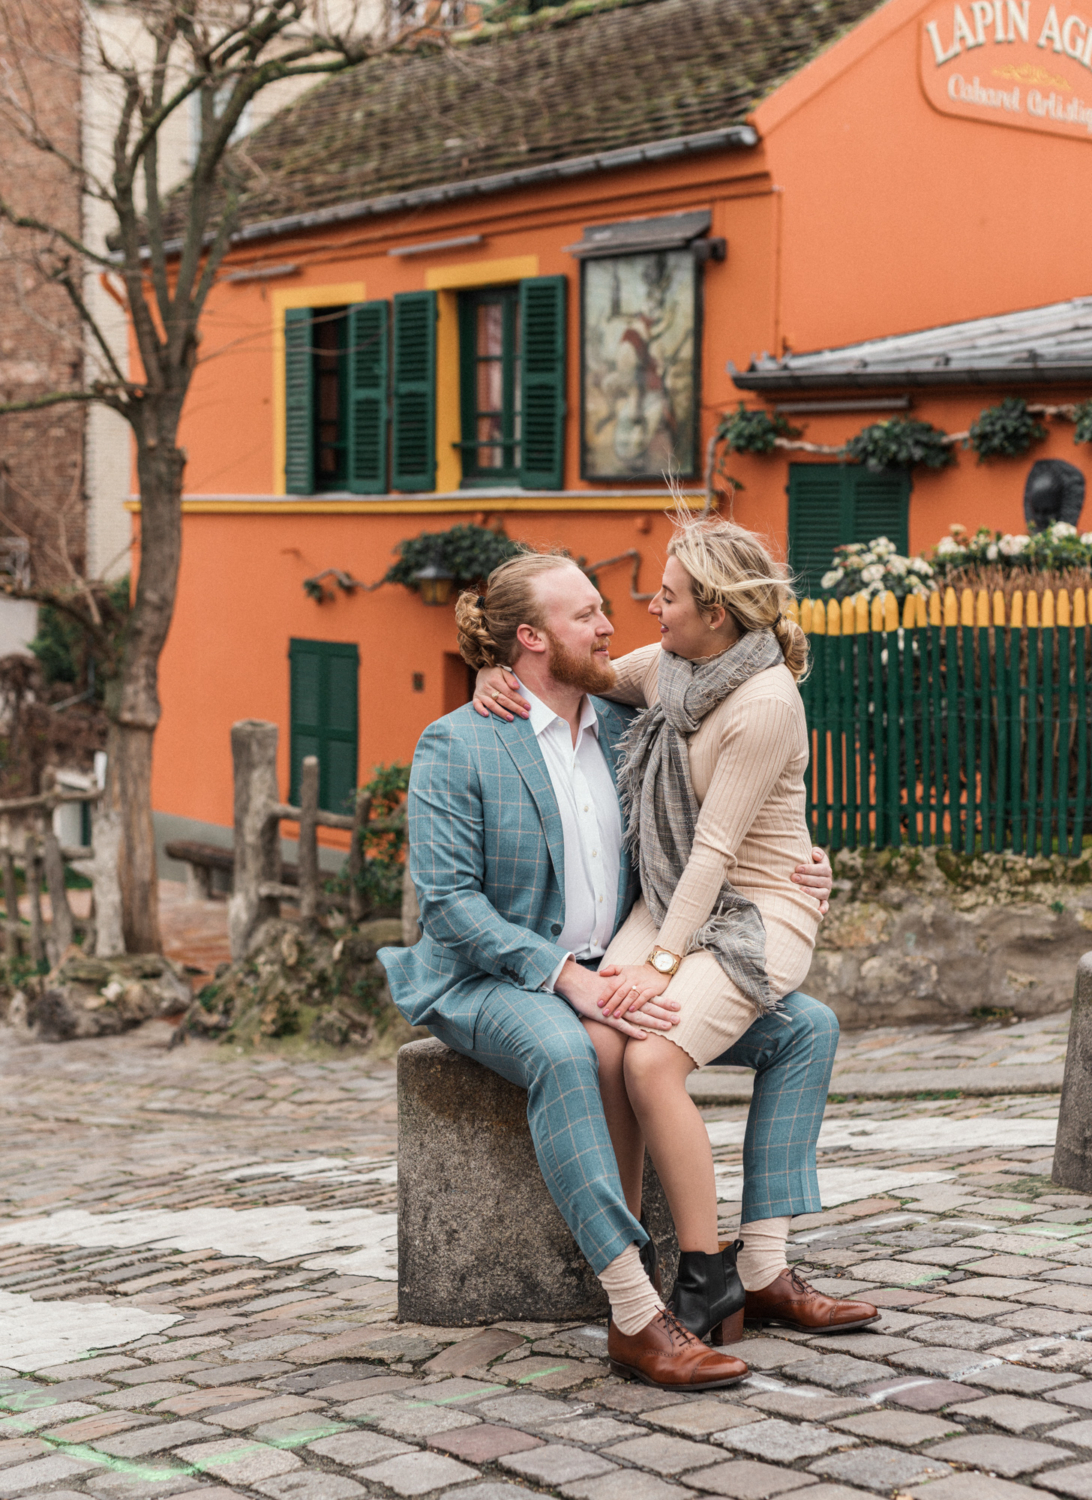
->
xmin=544 ymin=631 xmax=617 ymax=695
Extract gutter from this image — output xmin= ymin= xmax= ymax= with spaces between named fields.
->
xmin=151 ymin=124 xmax=758 ymax=258
xmin=732 ymin=362 xmax=1092 ymax=393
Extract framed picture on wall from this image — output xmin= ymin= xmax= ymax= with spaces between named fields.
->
xmin=580 ymin=250 xmax=700 ymax=481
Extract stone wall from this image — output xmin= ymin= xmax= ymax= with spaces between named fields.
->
xmin=803 ymin=847 xmax=1092 ymax=1028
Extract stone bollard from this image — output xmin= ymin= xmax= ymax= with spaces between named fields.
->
xmin=1053 ymin=951 xmax=1092 ymax=1192
xmin=397 ymin=1037 xmax=679 ymax=1326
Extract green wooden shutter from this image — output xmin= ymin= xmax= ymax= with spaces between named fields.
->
xmin=787 ymin=464 xmax=846 ymax=597
xmin=851 ymin=471 xmax=911 ymax=557
xmin=519 ymin=276 xmax=567 ymax=489
xmin=284 ymin=307 xmax=314 ymax=495
xmin=392 ymin=291 xmax=437 ymax=491
xmin=347 ymin=301 xmax=389 ymax=494
xmin=289 ymin=638 xmax=359 ymax=811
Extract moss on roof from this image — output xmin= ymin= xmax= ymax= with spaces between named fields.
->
xmin=168 ymin=0 xmax=886 ymax=239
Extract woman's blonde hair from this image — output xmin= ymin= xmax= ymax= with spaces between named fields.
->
xmin=667 ymin=508 xmax=808 ymax=679
xmin=454 ymin=551 xmax=578 ymax=670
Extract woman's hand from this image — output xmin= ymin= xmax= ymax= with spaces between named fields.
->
xmin=792 ymin=846 xmax=833 ymax=916
xmin=597 ymin=962 xmax=673 ymax=1021
xmin=472 ymin=666 xmax=531 ymax=722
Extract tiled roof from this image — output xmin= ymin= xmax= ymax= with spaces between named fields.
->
xmin=164 ymin=0 xmax=884 ymax=241
xmin=733 ymin=296 xmax=1092 ymax=391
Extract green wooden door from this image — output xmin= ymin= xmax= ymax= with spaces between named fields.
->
xmin=788 ymin=464 xmax=911 ymax=595
xmin=289 ymin=638 xmax=359 ymax=813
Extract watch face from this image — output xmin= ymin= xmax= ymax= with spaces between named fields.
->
xmin=654 ymin=953 xmax=673 ymax=973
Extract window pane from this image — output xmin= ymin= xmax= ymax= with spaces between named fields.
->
xmin=477 ymin=302 xmax=503 ymax=359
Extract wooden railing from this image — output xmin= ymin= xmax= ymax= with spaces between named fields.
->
xmin=0 ymin=777 xmax=100 ymax=965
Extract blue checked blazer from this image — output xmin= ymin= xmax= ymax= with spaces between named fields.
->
xmin=380 ymin=697 xmax=640 ymax=1040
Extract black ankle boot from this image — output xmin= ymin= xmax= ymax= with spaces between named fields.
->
xmin=639 ymin=1212 xmax=661 ymax=1295
xmin=667 ymin=1240 xmax=745 ymax=1345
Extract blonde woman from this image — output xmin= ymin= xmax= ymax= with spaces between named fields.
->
xmin=475 ymin=515 xmax=878 ymax=1346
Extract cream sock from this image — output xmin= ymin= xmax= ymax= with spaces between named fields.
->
xmin=599 ymin=1242 xmax=665 ymax=1335
xmin=736 ymin=1215 xmax=792 ymax=1292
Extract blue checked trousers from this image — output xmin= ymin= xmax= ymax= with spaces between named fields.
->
xmin=431 ymin=987 xmax=839 ymax=1275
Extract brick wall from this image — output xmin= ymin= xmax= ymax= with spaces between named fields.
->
xmin=0 ymin=0 xmax=86 ymax=590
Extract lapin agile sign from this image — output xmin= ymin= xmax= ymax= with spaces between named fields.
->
xmin=921 ymin=1 xmax=1092 ymax=137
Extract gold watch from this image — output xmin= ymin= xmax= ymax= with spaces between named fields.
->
xmin=648 ymin=945 xmax=681 ymax=978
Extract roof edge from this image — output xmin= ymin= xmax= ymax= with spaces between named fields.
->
xmin=734 ymin=364 xmax=1092 ymax=393
xmin=751 ymin=0 xmax=926 ymax=138
xmin=153 ymin=123 xmax=758 ymax=260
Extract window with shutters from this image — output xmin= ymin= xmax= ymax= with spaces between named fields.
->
xmin=788 ymin=464 xmax=911 ymax=597
xmin=284 ymin=302 xmax=390 ymax=496
xmin=288 ymin=638 xmax=359 ymax=814
xmin=455 ymin=275 xmax=566 ymax=490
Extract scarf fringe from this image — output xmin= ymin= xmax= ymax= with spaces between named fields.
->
xmin=685 ymin=908 xmax=782 ymax=1018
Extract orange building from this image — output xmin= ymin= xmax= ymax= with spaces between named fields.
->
xmin=151 ymin=0 xmax=1092 ymax=863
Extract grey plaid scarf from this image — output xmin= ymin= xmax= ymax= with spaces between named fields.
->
xmin=617 ymin=629 xmax=784 ymax=1016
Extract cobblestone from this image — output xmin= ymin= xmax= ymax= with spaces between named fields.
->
xmin=0 ymin=1002 xmax=1087 ymax=1500
xmin=925 ymin=1436 xmax=1073 ymax=1474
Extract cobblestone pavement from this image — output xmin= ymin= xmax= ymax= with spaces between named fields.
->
xmin=2 ymin=1010 xmax=1091 ymax=1500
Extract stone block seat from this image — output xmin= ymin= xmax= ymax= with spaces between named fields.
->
xmin=397 ymin=1037 xmax=679 ymax=1326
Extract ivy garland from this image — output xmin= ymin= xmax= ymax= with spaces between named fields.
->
xmin=844 ymin=418 xmax=954 ymax=472
xmin=717 ymin=403 xmax=801 ymax=455
xmin=719 ymin=396 xmax=1092 ymax=471
xmin=966 ymin=397 xmax=1047 ymax=461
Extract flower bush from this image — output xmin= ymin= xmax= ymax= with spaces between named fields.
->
xmin=819 ymin=537 xmax=935 ymax=602
xmin=930 ymin=522 xmax=1092 ymax=582
xmin=844 ymin=418 xmax=954 ymax=472
xmin=717 ymin=403 xmax=801 ymax=455
xmin=967 ymin=398 xmax=1047 ymax=461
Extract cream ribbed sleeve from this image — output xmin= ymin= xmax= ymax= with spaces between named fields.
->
xmin=655 ymin=686 xmax=805 ymax=960
xmin=605 ymin=644 xmax=660 ymax=708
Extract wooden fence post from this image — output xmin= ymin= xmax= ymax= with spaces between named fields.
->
xmin=1053 ymin=952 xmax=1092 ymax=1192
xmin=24 ymin=831 xmax=45 ymax=968
xmin=91 ymin=798 xmax=124 ymax=958
xmin=41 ymin=824 xmax=75 ymax=964
xmin=298 ymin=755 xmax=320 ymax=923
xmin=1 ymin=819 xmax=18 ymax=962
xmin=348 ymin=791 xmax=372 ymax=923
xmin=228 ymin=719 xmax=282 ymax=960
xmin=401 ymin=860 xmax=421 ymax=947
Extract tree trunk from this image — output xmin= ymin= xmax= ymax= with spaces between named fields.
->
xmin=104 ymin=414 xmax=186 ymax=954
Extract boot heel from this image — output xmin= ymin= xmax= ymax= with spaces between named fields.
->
xmin=710 ymin=1307 xmax=745 ymax=1346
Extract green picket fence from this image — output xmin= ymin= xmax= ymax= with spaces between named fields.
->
xmin=796 ymin=586 xmax=1092 ymax=856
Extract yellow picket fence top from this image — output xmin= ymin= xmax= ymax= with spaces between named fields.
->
xmin=793 ymin=587 xmax=1092 ymax=633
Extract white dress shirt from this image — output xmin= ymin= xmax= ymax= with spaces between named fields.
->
xmin=516 ymin=681 xmax=623 ymax=991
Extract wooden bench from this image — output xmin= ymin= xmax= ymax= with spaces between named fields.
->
xmin=165 ymin=839 xmax=300 ymax=901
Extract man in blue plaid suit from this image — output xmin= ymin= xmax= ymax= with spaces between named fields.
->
xmin=381 ymin=555 xmax=848 ymax=1387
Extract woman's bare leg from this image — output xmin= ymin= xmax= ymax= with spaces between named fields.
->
xmin=623 ymin=1034 xmax=718 ymax=1253
xmin=583 ymin=1019 xmax=645 ymax=1216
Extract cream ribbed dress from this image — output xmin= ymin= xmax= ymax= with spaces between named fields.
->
xmin=600 ymin=643 xmax=821 ymax=1067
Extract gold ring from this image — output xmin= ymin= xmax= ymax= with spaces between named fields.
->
xmin=491 ymin=690 xmax=500 ymax=699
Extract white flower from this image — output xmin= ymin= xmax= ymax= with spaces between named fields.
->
xmin=1051 ymin=521 xmax=1078 ymax=538
xmin=820 ymin=570 xmax=843 ymax=589
xmin=861 ymin=563 xmax=885 ymax=584
xmin=859 ymin=552 xmax=877 ymax=566
xmin=986 ymin=543 xmax=999 ymax=561
xmin=999 ymin=533 xmax=1028 ymax=556
xmin=936 ymin=537 xmax=960 ymax=556
xmin=840 ymin=542 xmax=865 ymax=555
xmin=910 ymin=557 xmax=934 ymax=576
xmin=1082 ymin=532 xmax=1092 ymax=546
xmin=887 ymin=556 xmax=909 ymax=576
xmin=844 ymin=555 xmax=865 ymax=571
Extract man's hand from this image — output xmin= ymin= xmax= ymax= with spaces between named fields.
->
xmin=554 ymin=959 xmax=675 ymax=1039
xmin=792 ymin=846 xmax=833 ymax=916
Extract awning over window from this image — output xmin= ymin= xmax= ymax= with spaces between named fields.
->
xmin=565 ymin=210 xmax=714 ymax=259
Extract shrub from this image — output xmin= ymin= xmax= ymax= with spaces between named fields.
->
xmin=844 ymin=418 xmax=954 ymax=472
xmin=967 ymin=398 xmax=1047 ymax=461
xmin=717 ymin=403 xmax=800 ymax=455
xmin=819 ymin=537 xmax=935 ymax=602
xmin=385 ymin=524 xmax=524 ymax=591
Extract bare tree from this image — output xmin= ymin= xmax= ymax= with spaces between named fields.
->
xmin=0 ymin=0 xmax=452 ymax=953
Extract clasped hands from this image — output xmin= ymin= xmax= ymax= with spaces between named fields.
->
xmin=554 ymin=956 xmax=675 ymax=1041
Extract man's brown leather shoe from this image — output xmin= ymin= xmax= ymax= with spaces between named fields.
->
xmin=608 ymin=1308 xmax=749 ymax=1389
xmin=745 ymin=1265 xmax=880 ymax=1333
